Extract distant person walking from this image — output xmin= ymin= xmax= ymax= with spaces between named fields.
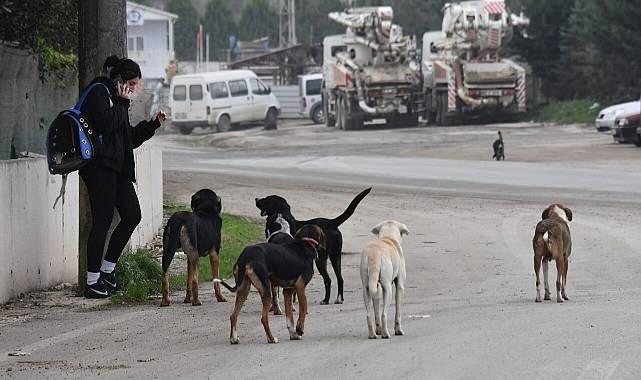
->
xmin=80 ymin=55 xmax=166 ymax=298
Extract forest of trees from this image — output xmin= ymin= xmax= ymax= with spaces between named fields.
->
xmin=1 ymin=0 xmax=640 ymax=105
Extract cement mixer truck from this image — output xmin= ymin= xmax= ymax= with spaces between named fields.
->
xmin=322 ymin=6 xmax=423 ymax=130
xmin=422 ymin=0 xmax=530 ymax=125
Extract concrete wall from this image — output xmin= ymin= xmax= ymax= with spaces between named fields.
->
xmin=0 ymin=156 xmax=79 ymax=304
xmin=0 ymin=44 xmax=78 ymax=160
xmin=129 ymin=145 xmax=164 ymax=250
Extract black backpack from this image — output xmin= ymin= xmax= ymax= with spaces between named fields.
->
xmin=46 ymin=82 xmax=110 ymax=207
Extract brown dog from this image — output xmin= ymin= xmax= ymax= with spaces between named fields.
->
xmin=533 ymin=204 xmax=573 ymax=303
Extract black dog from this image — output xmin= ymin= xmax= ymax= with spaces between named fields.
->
xmin=493 ymin=131 xmax=505 ymax=161
xmin=256 ymin=187 xmax=371 ymax=305
xmin=217 ymin=225 xmax=324 ymax=344
xmin=266 ymin=213 xmax=295 ymax=315
xmin=160 ymin=189 xmax=227 ymax=307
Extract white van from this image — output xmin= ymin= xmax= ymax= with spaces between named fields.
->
xmin=299 ymin=73 xmax=324 ymax=124
xmin=170 ymin=70 xmax=281 ymax=134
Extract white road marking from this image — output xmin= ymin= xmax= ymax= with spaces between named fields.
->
xmin=578 ymin=360 xmax=620 ymax=380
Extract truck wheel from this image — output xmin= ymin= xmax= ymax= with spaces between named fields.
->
xmin=342 ymin=96 xmax=355 ymax=131
xmin=178 ymin=125 xmax=193 ymax=135
xmin=312 ymin=104 xmax=325 ymax=125
xmin=337 ymin=96 xmax=345 ymax=130
xmin=264 ymin=108 xmax=278 ymax=130
xmin=217 ymin=115 xmax=231 ymax=133
xmin=323 ymin=96 xmax=335 ymax=127
xmin=436 ymin=92 xmax=454 ymax=126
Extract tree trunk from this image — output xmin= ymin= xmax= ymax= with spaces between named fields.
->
xmin=77 ymin=0 xmax=127 ymax=293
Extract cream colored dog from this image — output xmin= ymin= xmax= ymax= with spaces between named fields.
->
xmin=360 ymin=220 xmax=409 ymax=339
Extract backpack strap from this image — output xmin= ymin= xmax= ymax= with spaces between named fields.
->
xmin=52 ymin=174 xmax=68 ymax=209
xmin=72 ymin=83 xmax=111 ymax=113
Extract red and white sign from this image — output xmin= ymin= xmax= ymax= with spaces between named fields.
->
xmin=484 ymin=1 xmax=506 ymax=15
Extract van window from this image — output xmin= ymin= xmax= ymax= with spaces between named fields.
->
xmin=189 ymin=85 xmax=203 ymax=100
xmin=250 ymin=78 xmax=270 ymax=95
xmin=229 ymin=80 xmax=248 ymax=97
xmin=210 ymin=82 xmax=229 ymax=99
xmin=306 ymin=79 xmax=322 ymax=96
xmin=173 ymin=85 xmax=186 ymax=101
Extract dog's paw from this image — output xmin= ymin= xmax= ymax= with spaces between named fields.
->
xmin=535 ymin=297 xmax=542 ymax=303
xmin=192 ymin=300 xmax=203 ymax=306
xmin=183 ymin=298 xmax=191 ymax=304
xmin=334 ymin=299 xmax=344 ymax=305
xmin=160 ymin=300 xmax=170 ymax=307
xmin=368 ymin=335 xmax=378 ymax=339
xmin=289 ymin=334 xmax=302 ymax=341
xmin=375 ymin=326 xmax=382 ymax=335
xmin=557 ymin=298 xmax=564 ymax=303
xmin=544 ymin=292 xmax=551 ymax=301
xmin=320 ymin=300 xmax=330 ymax=305
xmin=381 ymin=333 xmax=391 ymax=339
xmin=395 ymin=329 xmax=405 ymax=336
xmin=268 ymin=337 xmax=279 ymax=344
xmin=216 ymin=296 xmax=228 ymax=303
xmin=563 ymin=295 xmax=569 ymax=301
xmin=230 ymin=338 xmax=239 ymax=345
xmin=296 ymin=325 xmax=304 ymax=336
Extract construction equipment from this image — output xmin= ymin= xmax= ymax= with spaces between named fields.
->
xmin=322 ymin=6 xmax=423 ymax=130
xmin=422 ymin=0 xmax=530 ymax=125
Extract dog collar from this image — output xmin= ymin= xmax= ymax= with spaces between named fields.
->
xmin=301 ymin=237 xmax=320 ymax=248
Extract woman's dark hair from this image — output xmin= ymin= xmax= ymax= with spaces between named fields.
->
xmin=103 ymin=55 xmax=142 ymax=81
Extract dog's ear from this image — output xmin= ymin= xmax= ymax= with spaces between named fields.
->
xmin=562 ymin=206 xmax=573 ymax=222
xmin=399 ymin=223 xmax=410 ymax=236
xmin=371 ymin=222 xmax=383 ymax=236
xmin=541 ymin=206 xmax=551 ymax=220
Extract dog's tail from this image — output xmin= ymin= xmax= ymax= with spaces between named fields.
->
xmin=329 ymin=188 xmax=372 ymax=228
xmin=162 ymin=221 xmax=180 ymax=274
xmin=213 ymin=263 xmax=241 ymax=293
xmin=366 ymin=252 xmax=382 ymax=299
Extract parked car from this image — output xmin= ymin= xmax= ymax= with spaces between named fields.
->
xmin=595 ymin=100 xmax=640 ymax=132
xmin=299 ymin=73 xmax=324 ymax=124
xmin=170 ymin=70 xmax=281 ymax=135
xmin=612 ymin=113 xmax=640 ymax=143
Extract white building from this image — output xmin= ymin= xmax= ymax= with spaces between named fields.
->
xmin=126 ymin=2 xmax=177 ymax=82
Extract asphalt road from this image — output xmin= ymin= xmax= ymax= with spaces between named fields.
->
xmin=2 ymin=121 xmax=641 ymax=379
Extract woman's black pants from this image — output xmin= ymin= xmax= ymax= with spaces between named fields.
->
xmin=80 ymin=166 xmax=142 ymax=273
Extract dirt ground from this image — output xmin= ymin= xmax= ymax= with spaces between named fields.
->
xmin=2 ymin=121 xmax=641 ymax=379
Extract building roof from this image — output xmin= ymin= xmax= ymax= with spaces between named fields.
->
xmin=126 ymin=1 xmax=178 ymax=21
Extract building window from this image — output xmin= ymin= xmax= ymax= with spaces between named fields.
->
xmin=128 ymin=37 xmax=134 ymax=52
xmin=136 ymin=36 xmax=144 ymax=51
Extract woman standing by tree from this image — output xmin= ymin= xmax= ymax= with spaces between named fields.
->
xmin=80 ymin=55 xmax=166 ymax=298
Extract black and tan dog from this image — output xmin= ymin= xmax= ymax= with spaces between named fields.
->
xmin=533 ymin=204 xmax=573 ymax=303
xmin=256 ymin=187 xmax=371 ymax=305
xmin=266 ymin=213 xmax=295 ymax=315
xmin=217 ymin=225 xmax=324 ymax=344
xmin=160 ymin=189 xmax=227 ymax=307
xmin=493 ymin=131 xmax=505 ymax=161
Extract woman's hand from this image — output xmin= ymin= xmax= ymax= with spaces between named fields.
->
xmin=155 ymin=111 xmax=167 ymax=124
xmin=117 ymin=83 xmax=131 ymax=99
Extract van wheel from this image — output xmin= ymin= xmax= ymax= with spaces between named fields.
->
xmin=217 ymin=115 xmax=231 ymax=133
xmin=264 ymin=108 xmax=278 ymax=130
xmin=178 ymin=125 xmax=193 ymax=135
xmin=312 ymin=105 xmax=325 ymax=125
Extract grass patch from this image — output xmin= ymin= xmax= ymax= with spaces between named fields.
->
xmin=111 ymin=203 xmax=263 ymax=303
xmin=530 ymin=99 xmax=599 ymax=125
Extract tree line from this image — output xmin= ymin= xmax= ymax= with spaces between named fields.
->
xmin=1 ymin=0 xmax=639 ymax=104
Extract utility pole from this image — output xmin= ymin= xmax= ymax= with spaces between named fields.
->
xmin=77 ymin=0 xmax=127 ymax=293
xmin=279 ymin=0 xmax=297 ymax=47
